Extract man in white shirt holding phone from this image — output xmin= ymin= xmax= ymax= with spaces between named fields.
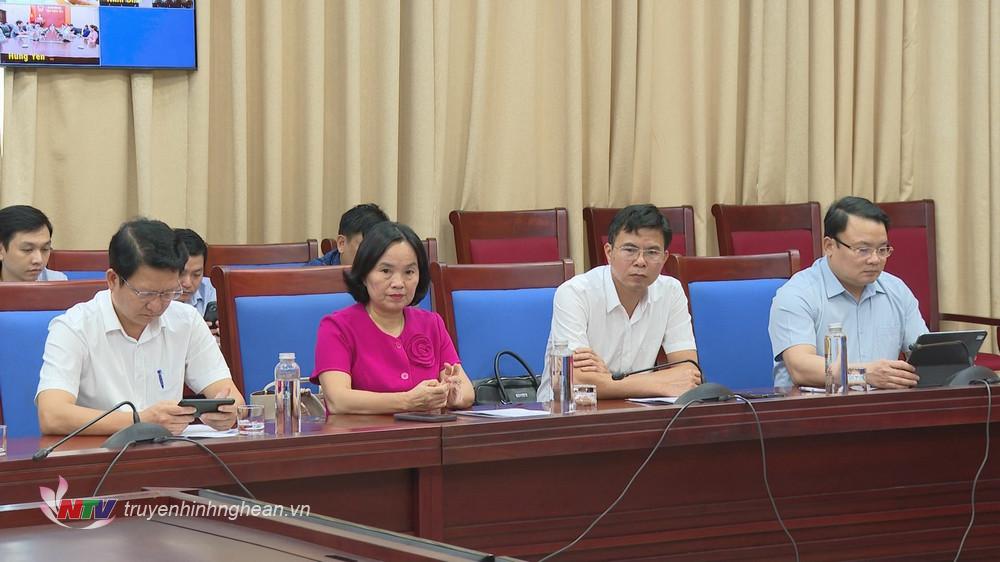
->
xmin=36 ymin=218 xmax=242 ymax=436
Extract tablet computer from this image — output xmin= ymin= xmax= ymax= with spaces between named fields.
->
xmin=909 ymin=330 xmax=988 ymax=387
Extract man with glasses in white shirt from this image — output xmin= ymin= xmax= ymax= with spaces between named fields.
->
xmin=36 ymin=218 xmax=242 ymax=436
xmin=769 ymin=196 xmax=929 ymax=389
xmin=538 ymin=204 xmax=701 ymax=401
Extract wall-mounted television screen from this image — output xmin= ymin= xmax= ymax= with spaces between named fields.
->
xmin=0 ymin=0 xmax=195 ymax=69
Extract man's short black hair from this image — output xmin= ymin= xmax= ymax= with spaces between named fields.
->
xmin=175 ymin=228 xmax=208 ymax=259
xmin=109 ymin=218 xmax=188 ymax=282
xmin=338 ymin=203 xmax=390 ymax=238
xmin=344 ymin=222 xmax=429 ymax=306
xmin=823 ymin=196 xmax=890 ymax=238
xmin=0 ymin=205 xmax=54 ymax=248
xmin=607 ymin=204 xmax=672 ymax=248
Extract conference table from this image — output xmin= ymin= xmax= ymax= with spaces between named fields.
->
xmin=0 ymin=488 xmax=523 ymax=562
xmin=3 ymin=386 xmax=1000 ymax=561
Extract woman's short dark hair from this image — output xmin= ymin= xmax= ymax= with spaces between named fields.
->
xmin=109 ymin=218 xmax=188 ymax=282
xmin=607 ymin=204 xmax=672 ymax=249
xmin=344 ymin=222 xmax=429 ymax=305
xmin=823 ymin=196 xmax=890 ymax=238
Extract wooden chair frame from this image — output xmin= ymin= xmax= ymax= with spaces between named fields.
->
xmin=711 ymin=202 xmax=821 ymax=264
xmin=430 ymin=260 xmax=576 ymax=345
xmin=321 ymin=237 xmax=440 ymax=263
xmin=448 ymin=208 xmax=570 ymax=264
xmin=583 ymin=206 xmax=696 ymax=269
xmin=665 ymin=250 xmax=801 ymax=301
xmin=205 ymin=240 xmax=320 ymax=271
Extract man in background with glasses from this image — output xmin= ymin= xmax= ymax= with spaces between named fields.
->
xmin=770 ymin=196 xmax=928 ymax=390
xmin=538 ymin=204 xmax=701 ymax=401
xmin=36 ymin=219 xmax=242 ymax=436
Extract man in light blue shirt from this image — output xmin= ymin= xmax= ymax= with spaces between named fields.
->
xmin=0 ymin=205 xmax=68 ymax=282
xmin=37 ymin=268 xmax=68 ymax=281
xmin=175 ymin=229 xmax=218 ymax=332
xmin=769 ymin=197 xmax=928 ymax=389
xmin=307 ymin=203 xmax=389 ymax=266
xmin=185 ymin=271 xmax=217 ymax=316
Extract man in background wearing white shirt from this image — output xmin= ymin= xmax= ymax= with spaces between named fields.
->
xmin=36 ymin=218 xmax=242 ymax=436
xmin=539 ymin=204 xmax=701 ymax=400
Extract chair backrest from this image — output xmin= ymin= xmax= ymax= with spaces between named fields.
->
xmin=0 ymin=281 xmax=106 ymax=437
xmin=210 ymin=266 xmax=355 ymax=400
xmin=448 ymin=208 xmax=570 ymax=264
xmin=878 ymin=199 xmax=939 ymax=330
xmin=205 ymin=240 xmax=320 ymax=271
xmin=47 ymin=250 xmax=110 ymax=280
xmin=431 ymin=260 xmax=576 ymax=381
xmin=582 ymin=206 xmax=696 ymax=269
xmin=320 ymin=237 xmax=440 ymax=263
xmin=711 ymin=202 xmax=821 ymax=267
xmin=665 ymin=251 xmax=800 ymax=390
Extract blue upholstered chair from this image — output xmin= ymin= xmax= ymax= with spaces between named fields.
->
xmin=665 ymin=251 xmax=800 ymax=390
xmin=430 ymin=260 xmax=576 ymax=382
xmin=47 ymin=250 xmax=109 ymax=280
xmin=0 ymin=281 xmax=105 ymax=437
xmin=61 ymin=271 xmax=107 ymax=280
xmin=211 ymin=265 xmax=355 ymax=400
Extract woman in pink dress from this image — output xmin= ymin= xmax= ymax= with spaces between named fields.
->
xmin=312 ymin=222 xmax=474 ymax=414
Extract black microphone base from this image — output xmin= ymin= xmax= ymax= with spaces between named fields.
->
xmin=102 ymin=422 xmax=172 ymax=449
xmin=675 ymin=383 xmax=736 ymax=406
xmin=947 ymin=365 xmax=1000 ymax=387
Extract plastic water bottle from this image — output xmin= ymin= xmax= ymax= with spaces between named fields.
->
xmin=274 ymin=352 xmax=301 ymax=434
xmin=548 ymin=341 xmax=575 ymax=414
xmin=824 ymin=323 xmax=848 ymax=395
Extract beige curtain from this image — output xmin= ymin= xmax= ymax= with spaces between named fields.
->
xmin=1 ymin=0 xmax=997 ymax=332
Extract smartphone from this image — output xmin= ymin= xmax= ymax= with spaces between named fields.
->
xmin=736 ymin=392 xmax=783 ymax=400
xmin=393 ymin=412 xmax=458 ymax=423
xmin=203 ymin=301 xmax=218 ymax=324
xmin=178 ymin=398 xmax=235 ymax=416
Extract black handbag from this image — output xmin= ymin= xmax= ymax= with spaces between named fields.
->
xmin=473 ymin=351 xmax=540 ymax=405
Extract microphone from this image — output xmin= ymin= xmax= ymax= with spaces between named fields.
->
xmin=33 ymin=401 xmax=171 ymax=460
xmin=611 ymin=359 xmax=702 ymax=381
xmin=947 ymin=365 xmax=1000 ymax=387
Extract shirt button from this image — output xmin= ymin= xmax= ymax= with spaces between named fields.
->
xmin=401 ymin=372 xmax=409 ymax=380
xmin=395 ymin=341 xmax=402 ymax=349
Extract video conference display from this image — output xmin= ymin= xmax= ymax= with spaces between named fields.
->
xmin=0 ymin=0 xmax=195 ymax=69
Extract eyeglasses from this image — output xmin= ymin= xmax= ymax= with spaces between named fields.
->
xmin=833 ymin=237 xmax=894 ymax=259
xmin=121 ymin=277 xmax=185 ymax=302
xmin=615 ymin=245 xmax=666 ymax=263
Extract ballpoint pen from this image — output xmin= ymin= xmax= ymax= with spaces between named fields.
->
xmin=157 ymin=369 xmax=164 ymax=389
